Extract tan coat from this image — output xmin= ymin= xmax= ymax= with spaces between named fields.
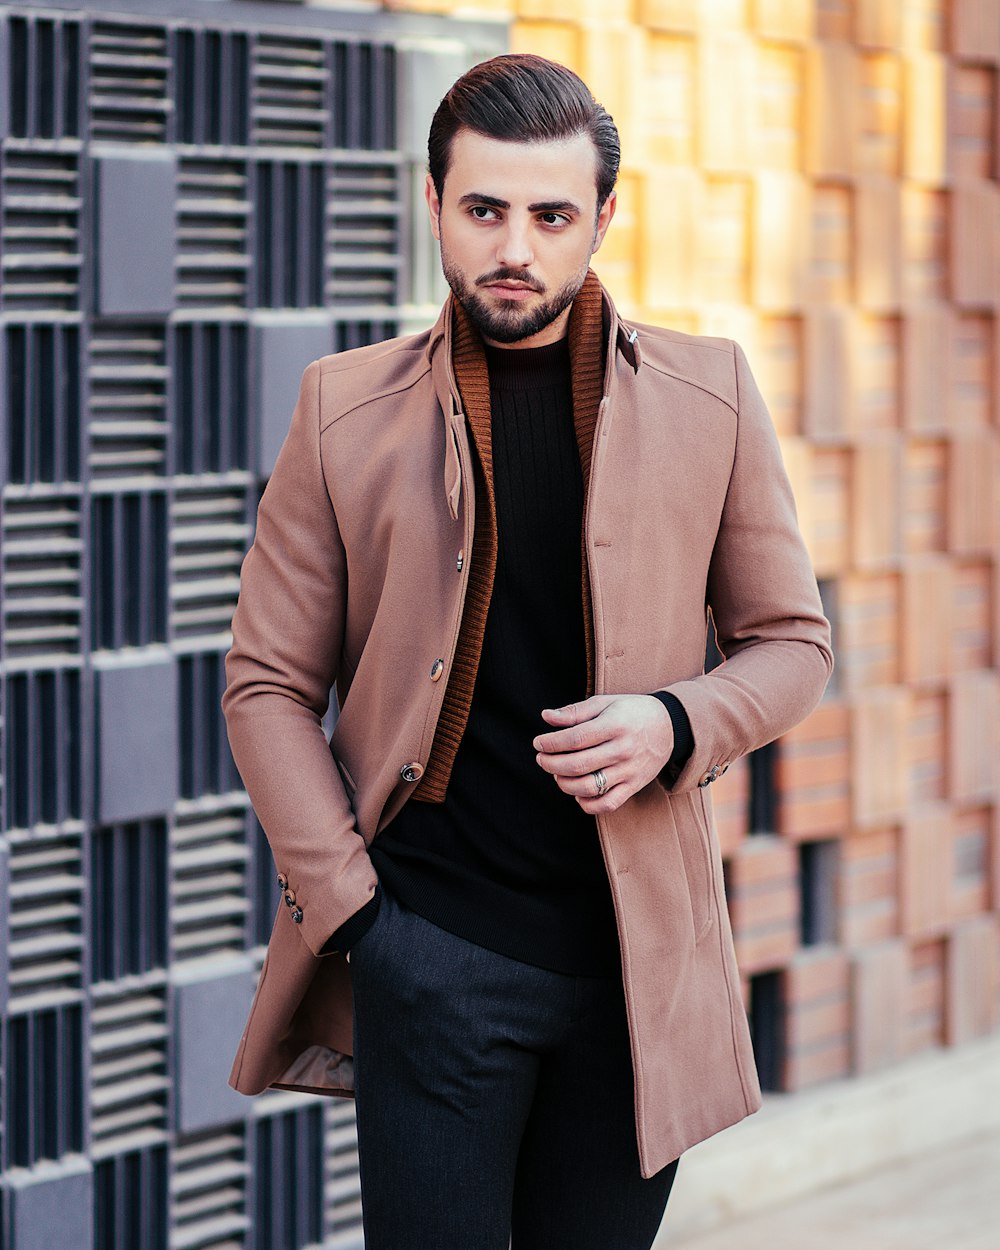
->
xmin=222 ymin=284 xmax=833 ymax=1178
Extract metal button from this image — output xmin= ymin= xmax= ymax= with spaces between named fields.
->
xmin=429 ymin=658 xmax=444 ymax=682
xmin=291 ymin=906 xmax=303 ymax=924
xmin=456 ymin=549 xmax=464 ymax=572
xmin=284 ymin=891 xmax=297 ymax=908
xmin=276 ymin=873 xmax=288 ymax=891
xmin=400 ymin=761 xmax=424 ymax=783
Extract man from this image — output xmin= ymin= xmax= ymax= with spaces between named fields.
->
xmin=223 ymin=54 xmax=833 ymax=1250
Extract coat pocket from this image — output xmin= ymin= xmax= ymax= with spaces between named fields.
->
xmin=674 ymin=791 xmax=716 ymax=945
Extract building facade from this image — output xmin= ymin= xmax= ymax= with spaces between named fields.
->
xmin=0 ymin=0 xmax=998 ymax=1248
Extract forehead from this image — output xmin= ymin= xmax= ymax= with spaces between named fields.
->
xmin=444 ymin=129 xmax=599 ymax=206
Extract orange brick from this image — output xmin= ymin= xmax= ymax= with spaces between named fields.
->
xmin=908 ymin=690 xmax=947 ymax=803
xmin=751 ymin=172 xmax=810 ymax=309
xmin=838 ymin=573 xmax=900 ymax=690
xmin=952 ymin=562 xmax=994 ymax=672
xmin=840 ymin=829 xmax=900 ymax=946
xmin=754 ymin=315 xmax=803 ymax=436
xmin=948 ymin=432 xmax=998 ymax=556
xmin=901 ymin=185 xmax=948 ymax=302
xmin=639 ymin=168 xmax=698 ymax=309
xmin=803 ymin=307 xmax=853 ymax=441
xmin=852 ymin=690 xmax=909 ymax=827
xmin=907 ymin=938 xmax=946 ymax=1055
xmin=805 ymin=43 xmax=859 ymax=178
xmin=900 ymin=804 xmax=952 ymax=938
xmin=726 ymin=836 xmax=800 ymax=973
xmin=950 ymin=179 xmax=1000 ymax=310
xmin=856 ymin=0 xmax=902 ymax=49
xmin=903 ymin=439 xmax=947 ymax=555
xmin=902 ymin=52 xmax=947 ymax=184
xmin=853 ymin=435 xmax=903 ymax=569
xmin=851 ymin=940 xmax=909 ymax=1073
xmin=809 ymin=445 xmax=851 ymax=575
xmin=949 ymin=669 xmax=1000 ymax=804
xmin=854 ymin=313 xmax=901 ymax=431
xmin=901 ymin=555 xmax=953 ymax=684
xmin=948 ymin=65 xmax=998 ymax=182
xmin=697 ymin=32 xmax=755 ymax=173
xmin=778 ymin=700 xmax=851 ymax=839
xmin=945 ymin=915 xmax=1000 ymax=1044
xmin=783 ymin=946 xmax=852 ymax=1090
xmin=950 ymin=313 xmax=995 ymax=429
xmin=950 ymin=0 xmax=1000 ymax=64
xmin=902 ymin=304 xmax=951 ymax=435
xmin=754 ymin=0 xmax=813 ymax=41
xmin=856 ymin=177 xmax=903 ymax=310
xmin=951 ymin=806 xmax=992 ymax=919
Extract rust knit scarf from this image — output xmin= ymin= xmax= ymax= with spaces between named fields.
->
xmin=414 ymin=267 xmax=606 ymax=803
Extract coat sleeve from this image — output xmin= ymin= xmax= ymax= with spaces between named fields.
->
xmin=222 ymin=360 xmax=379 ymax=957
xmin=658 ymin=341 xmax=834 ymax=793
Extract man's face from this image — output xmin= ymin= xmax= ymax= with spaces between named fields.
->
xmin=425 ymin=129 xmax=616 ymax=349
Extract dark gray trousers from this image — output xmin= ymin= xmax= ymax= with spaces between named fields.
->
xmin=350 ymin=888 xmax=678 ymax=1250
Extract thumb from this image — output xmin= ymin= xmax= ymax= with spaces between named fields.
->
xmin=541 ymin=695 xmax=613 ymax=725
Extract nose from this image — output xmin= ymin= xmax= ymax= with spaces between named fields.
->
xmin=495 ymin=218 xmax=534 ymax=269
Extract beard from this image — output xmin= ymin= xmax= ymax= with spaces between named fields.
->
xmin=441 ymin=249 xmax=590 ymax=345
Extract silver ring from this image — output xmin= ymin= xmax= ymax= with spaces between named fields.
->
xmin=593 ymin=769 xmax=608 ymax=797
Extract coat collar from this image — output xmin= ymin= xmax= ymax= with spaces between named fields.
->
xmin=428 ymin=275 xmax=641 ymax=519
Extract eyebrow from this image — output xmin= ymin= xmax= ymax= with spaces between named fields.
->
xmin=456 ymin=192 xmax=583 ymax=215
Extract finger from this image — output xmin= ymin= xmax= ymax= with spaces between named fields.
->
xmin=539 ymin=695 xmax=615 ymax=726
xmin=552 ymin=764 xmax=623 ymax=798
xmin=536 ymin=743 xmax=625 ymax=778
xmin=533 ymin=710 xmax=621 ymax=755
xmin=574 ymin=780 xmax=633 ymax=815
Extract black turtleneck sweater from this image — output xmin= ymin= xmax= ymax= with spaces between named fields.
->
xmin=332 ymin=337 xmax=693 ymax=974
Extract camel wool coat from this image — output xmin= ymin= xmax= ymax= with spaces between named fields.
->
xmin=222 ymin=282 xmax=833 ymax=1178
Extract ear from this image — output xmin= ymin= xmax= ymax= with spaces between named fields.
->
xmin=590 ymin=190 xmax=617 ymax=255
xmin=425 ymin=172 xmax=442 ymax=242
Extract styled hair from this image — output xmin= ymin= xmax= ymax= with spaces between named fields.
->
xmin=427 ymin=53 xmax=620 ymax=209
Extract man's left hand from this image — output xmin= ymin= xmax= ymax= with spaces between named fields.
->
xmin=533 ymin=694 xmax=674 ymax=814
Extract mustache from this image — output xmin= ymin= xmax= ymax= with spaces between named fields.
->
xmin=476 ymin=269 xmax=544 ymax=292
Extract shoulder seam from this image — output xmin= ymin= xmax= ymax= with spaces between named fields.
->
xmin=319 ymin=362 xmax=432 ymax=432
xmin=641 ymin=355 xmax=738 ymax=415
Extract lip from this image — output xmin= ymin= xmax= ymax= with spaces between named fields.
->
xmin=484 ymin=282 xmax=538 ymax=302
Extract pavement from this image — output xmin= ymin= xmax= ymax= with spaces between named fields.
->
xmin=665 ymin=1128 xmax=1000 ymax=1250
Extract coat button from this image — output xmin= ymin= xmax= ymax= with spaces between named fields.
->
xmin=284 ymin=890 xmax=297 ymax=908
xmin=291 ymin=906 xmax=303 ymax=924
xmin=429 ymin=658 xmax=444 ymax=682
xmin=276 ymin=873 xmax=288 ymax=891
xmin=400 ymin=761 xmax=424 ymax=783
xmin=456 ymin=549 xmax=464 ymax=572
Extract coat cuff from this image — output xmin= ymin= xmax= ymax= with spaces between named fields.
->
xmin=647 ymin=691 xmax=694 ymax=788
xmin=320 ymin=883 xmax=382 ymax=956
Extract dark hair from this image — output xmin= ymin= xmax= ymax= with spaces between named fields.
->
xmin=427 ymin=53 xmax=620 ymax=209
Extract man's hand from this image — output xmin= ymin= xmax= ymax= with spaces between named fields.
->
xmin=532 ymin=694 xmax=674 ymax=814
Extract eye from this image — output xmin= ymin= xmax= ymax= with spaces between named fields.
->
xmin=539 ymin=212 xmax=570 ymax=227
xmin=470 ymin=205 xmax=498 ymax=221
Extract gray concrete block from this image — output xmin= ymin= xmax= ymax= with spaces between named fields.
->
xmin=254 ymin=314 xmax=333 ymax=478
xmin=94 ymin=149 xmax=176 ymax=316
xmin=172 ymin=959 xmax=257 ymax=1134
xmin=7 ymin=1157 xmax=94 ymax=1250
xmin=93 ymin=649 xmax=177 ymax=824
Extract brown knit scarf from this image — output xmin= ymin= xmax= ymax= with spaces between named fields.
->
xmin=414 ymin=267 xmax=606 ymax=803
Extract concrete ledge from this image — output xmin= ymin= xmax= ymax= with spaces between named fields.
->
xmin=655 ymin=1033 xmax=1000 ymax=1244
